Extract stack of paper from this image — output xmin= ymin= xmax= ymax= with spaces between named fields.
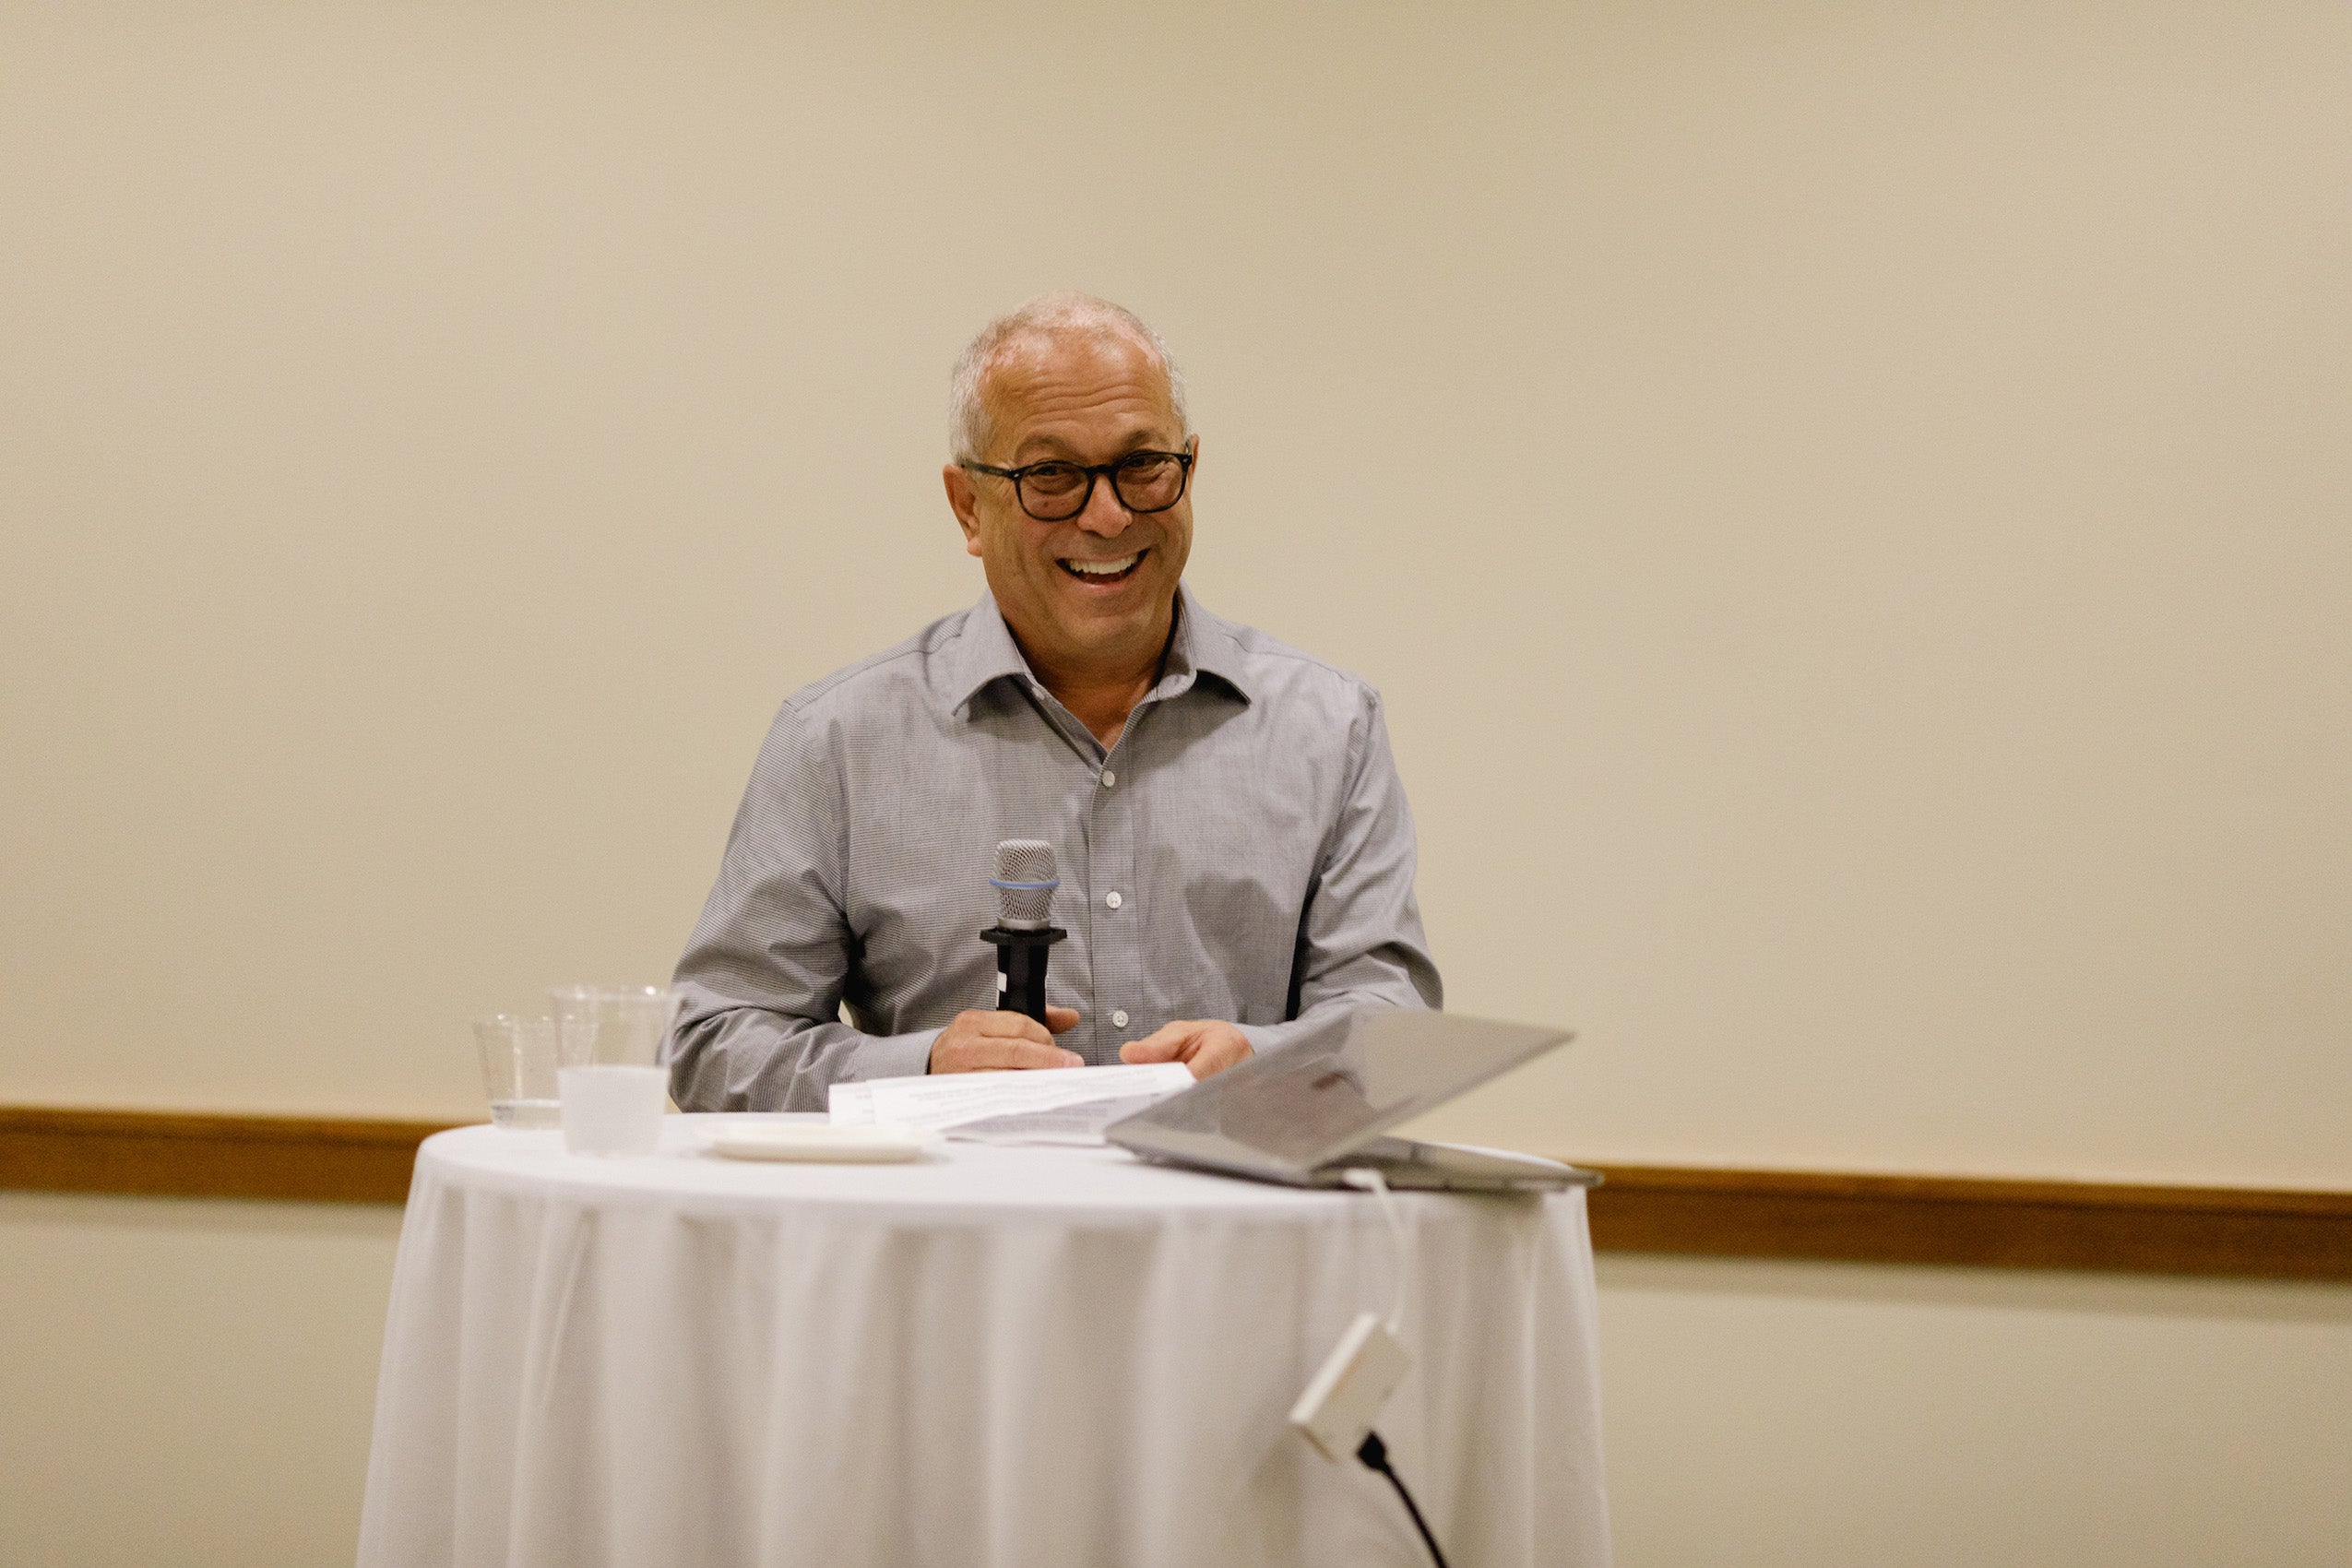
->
xmin=828 ymin=1062 xmax=1194 ymax=1138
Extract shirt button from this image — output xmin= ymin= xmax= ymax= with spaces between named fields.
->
xmin=1111 ymin=1009 xmax=1129 ymax=1028
xmin=1105 ymin=890 xmax=1123 ymax=909
xmin=1100 ymin=769 xmax=1116 ymax=788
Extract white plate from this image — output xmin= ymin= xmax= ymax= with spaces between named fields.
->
xmin=701 ymin=1122 xmax=933 ymax=1163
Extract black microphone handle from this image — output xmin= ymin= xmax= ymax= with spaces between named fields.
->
xmin=981 ymin=925 xmax=1066 ymax=1026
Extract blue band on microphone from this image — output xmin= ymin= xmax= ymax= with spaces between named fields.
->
xmin=989 ymin=878 xmax=1061 ymax=891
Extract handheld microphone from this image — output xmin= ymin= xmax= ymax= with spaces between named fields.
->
xmin=982 ymin=839 xmax=1067 ymax=1026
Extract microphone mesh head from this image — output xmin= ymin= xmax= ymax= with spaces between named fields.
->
xmin=993 ymin=839 xmax=1058 ymax=928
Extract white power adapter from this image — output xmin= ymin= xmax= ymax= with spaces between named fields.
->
xmin=1293 ymin=1172 xmax=1453 ymax=1567
xmin=1294 ymin=1168 xmax=1414 ymax=1463
xmin=1289 ymin=1310 xmax=1412 ymax=1463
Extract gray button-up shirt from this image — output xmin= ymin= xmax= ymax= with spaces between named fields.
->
xmin=669 ymin=587 xmax=1442 ymax=1111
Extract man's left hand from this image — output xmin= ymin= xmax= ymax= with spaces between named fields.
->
xmin=1119 ymin=1020 xmax=1254 ymax=1080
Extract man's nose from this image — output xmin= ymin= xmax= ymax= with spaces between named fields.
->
xmin=1073 ymin=472 xmax=1135 ymax=536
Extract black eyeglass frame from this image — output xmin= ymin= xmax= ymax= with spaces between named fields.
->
xmin=961 ymin=443 xmax=1196 ymax=522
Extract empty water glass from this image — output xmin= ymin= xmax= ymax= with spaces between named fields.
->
xmin=473 ymin=1015 xmax=562 ymax=1129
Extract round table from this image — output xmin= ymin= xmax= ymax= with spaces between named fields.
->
xmin=357 ymin=1117 xmax=1610 ymax=1568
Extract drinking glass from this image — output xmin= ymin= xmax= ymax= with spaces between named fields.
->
xmin=473 ymin=1015 xmax=562 ymax=1129
xmin=552 ymin=984 xmax=679 ymax=1068
xmin=557 ymin=1063 xmax=670 ymax=1157
xmin=552 ymin=985 xmax=680 ymax=1156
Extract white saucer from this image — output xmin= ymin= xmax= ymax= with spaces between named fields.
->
xmin=702 ymin=1122 xmax=933 ymax=1163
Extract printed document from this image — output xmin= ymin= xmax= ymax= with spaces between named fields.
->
xmin=828 ymin=1062 xmax=1194 ymax=1135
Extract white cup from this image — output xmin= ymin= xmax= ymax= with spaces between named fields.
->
xmin=559 ymin=1064 xmax=668 ymax=1158
xmin=552 ymin=984 xmax=679 ymax=1069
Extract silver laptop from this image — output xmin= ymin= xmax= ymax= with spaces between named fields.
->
xmin=1104 ymin=1010 xmax=1597 ymax=1192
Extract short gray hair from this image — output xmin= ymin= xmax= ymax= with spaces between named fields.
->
xmin=948 ymin=292 xmax=1189 ymax=462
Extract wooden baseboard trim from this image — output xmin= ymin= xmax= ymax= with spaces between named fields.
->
xmin=1585 ymin=1163 xmax=2352 ymax=1281
xmin=0 ymin=1107 xmax=462 ymax=1206
xmin=3 ymin=1107 xmax=2346 ymax=1280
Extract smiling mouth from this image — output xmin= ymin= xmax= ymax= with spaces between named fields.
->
xmin=1058 ymin=551 xmax=1145 ymax=586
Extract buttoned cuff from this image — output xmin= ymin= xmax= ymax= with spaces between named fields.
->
xmin=838 ymin=1028 xmax=941 ymax=1083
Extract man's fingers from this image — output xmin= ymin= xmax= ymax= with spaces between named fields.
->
xmin=1121 ymin=1021 xmax=1253 ymax=1077
xmin=949 ymin=1010 xmax=1246 ymax=1075
xmin=973 ymin=1009 xmax=1056 ymax=1045
xmin=932 ymin=1010 xmax=1084 ymax=1072
xmin=1186 ymin=1028 xmax=1254 ymax=1079
xmin=958 ymin=1036 xmax=1081 ymax=1071
xmin=1120 ymin=1024 xmax=1197 ymax=1064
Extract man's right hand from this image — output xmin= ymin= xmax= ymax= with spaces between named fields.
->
xmin=929 ymin=1006 xmax=1083 ymax=1074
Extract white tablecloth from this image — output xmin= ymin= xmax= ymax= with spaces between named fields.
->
xmin=358 ymin=1117 xmax=1610 ymax=1568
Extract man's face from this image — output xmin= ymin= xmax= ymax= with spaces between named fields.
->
xmin=944 ymin=330 xmax=1194 ymax=678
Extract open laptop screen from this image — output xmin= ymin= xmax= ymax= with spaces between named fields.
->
xmin=1108 ymin=1010 xmax=1569 ymax=1176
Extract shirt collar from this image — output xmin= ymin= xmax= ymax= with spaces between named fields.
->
xmin=941 ymin=589 xmax=1036 ymax=715
xmin=943 ymin=584 xmax=1253 ymax=717
xmin=1154 ymin=586 xmax=1253 ymax=706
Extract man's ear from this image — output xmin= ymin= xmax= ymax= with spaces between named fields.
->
xmin=943 ymin=463 xmax=984 ymax=556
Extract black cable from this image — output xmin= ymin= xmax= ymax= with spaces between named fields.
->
xmin=1355 ymin=1431 xmax=1449 ymax=1568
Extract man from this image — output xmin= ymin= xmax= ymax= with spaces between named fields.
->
xmin=669 ymin=293 xmax=1440 ymax=1111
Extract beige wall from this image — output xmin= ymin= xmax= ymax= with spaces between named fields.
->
xmin=4 ymin=2 xmax=2346 ymax=1563
xmin=6 ymin=0 xmax=2346 ymax=1184
xmin=0 ymin=1195 xmax=404 ymax=1566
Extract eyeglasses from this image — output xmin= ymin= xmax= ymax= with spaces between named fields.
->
xmin=962 ymin=446 xmax=1195 ymax=522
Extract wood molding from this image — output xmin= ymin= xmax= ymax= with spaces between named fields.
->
xmin=3 ymin=1107 xmax=2347 ymax=1281
xmin=1586 ymin=1163 xmax=2352 ymax=1281
xmin=0 ymin=1107 xmax=461 ymax=1206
